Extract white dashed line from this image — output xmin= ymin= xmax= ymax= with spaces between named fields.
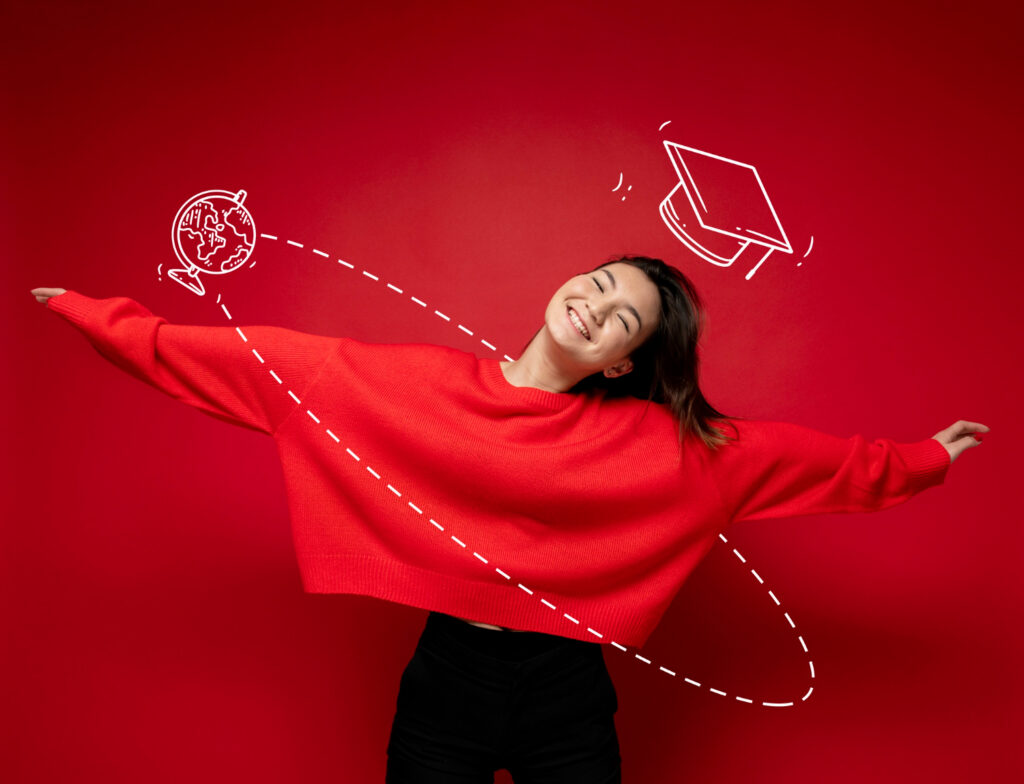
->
xmin=220 ymin=237 xmax=822 ymax=709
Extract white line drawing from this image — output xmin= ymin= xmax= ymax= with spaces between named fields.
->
xmin=660 ymin=142 xmax=794 ymax=280
xmin=612 ymin=173 xmax=633 ymax=201
xmin=658 ymin=120 xmax=672 ymax=131
xmin=169 ymin=189 xmax=256 ymax=296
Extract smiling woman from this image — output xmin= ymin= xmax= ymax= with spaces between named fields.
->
xmin=508 ymin=254 xmax=737 ymax=451
xmin=30 ymin=259 xmax=985 ymax=784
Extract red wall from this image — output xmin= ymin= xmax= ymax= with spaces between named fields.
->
xmin=5 ymin=1 xmax=1020 ymax=781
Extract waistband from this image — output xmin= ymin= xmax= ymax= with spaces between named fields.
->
xmin=424 ymin=611 xmax=599 ymax=662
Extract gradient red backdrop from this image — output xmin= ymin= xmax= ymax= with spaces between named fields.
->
xmin=4 ymin=1 xmax=1021 ymax=781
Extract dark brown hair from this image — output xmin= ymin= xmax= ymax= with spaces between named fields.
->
xmin=523 ymin=254 xmax=738 ymax=450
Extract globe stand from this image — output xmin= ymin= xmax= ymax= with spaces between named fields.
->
xmin=168 ymin=264 xmax=206 ymax=296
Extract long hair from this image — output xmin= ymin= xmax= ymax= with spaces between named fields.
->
xmin=522 ymin=254 xmax=738 ymax=451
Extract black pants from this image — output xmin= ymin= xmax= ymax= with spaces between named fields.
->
xmin=386 ymin=611 xmax=622 ymax=783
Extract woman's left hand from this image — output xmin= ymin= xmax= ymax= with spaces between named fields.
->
xmin=932 ymin=420 xmax=990 ymax=464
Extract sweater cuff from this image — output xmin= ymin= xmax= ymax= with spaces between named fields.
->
xmin=45 ymin=290 xmax=95 ymax=327
xmin=896 ymin=437 xmax=952 ymax=491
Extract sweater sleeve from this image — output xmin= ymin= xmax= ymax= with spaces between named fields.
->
xmin=45 ymin=290 xmax=339 ymax=436
xmin=707 ymin=419 xmax=952 ymax=525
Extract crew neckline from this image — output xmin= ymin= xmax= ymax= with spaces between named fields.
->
xmin=479 ymin=358 xmax=582 ymax=410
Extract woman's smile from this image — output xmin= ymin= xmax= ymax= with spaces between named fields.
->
xmin=567 ymin=306 xmax=591 ymax=340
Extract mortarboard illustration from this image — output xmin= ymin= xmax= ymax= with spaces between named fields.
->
xmin=660 ymin=142 xmax=793 ymax=280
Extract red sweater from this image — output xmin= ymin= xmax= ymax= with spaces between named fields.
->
xmin=47 ymin=290 xmax=951 ymax=648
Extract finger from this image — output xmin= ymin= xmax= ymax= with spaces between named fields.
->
xmin=950 ymin=420 xmax=990 ymax=437
xmin=954 ymin=421 xmax=987 ymax=433
xmin=962 ymin=423 xmax=990 ymax=440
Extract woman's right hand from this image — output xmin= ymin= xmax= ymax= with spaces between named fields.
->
xmin=30 ymin=288 xmax=67 ymax=304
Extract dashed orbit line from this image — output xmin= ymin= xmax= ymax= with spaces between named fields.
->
xmin=213 ymin=233 xmax=816 ymax=707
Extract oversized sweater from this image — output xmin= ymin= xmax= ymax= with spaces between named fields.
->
xmin=46 ymin=290 xmax=952 ymax=648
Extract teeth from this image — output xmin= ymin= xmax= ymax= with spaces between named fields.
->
xmin=568 ymin=307 xmax=590 ymax=339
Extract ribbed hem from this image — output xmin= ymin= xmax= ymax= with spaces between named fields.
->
xmin=896 ymin=437 xmax=952 ymax=490
xmin=297 ymin=553 xmax=656 ymax=649
xmin=45 ymin=289 xmax=94 ymax=327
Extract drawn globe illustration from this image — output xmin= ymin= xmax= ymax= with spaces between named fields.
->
xmin=168 ymin=189 xmax=256 ymax=296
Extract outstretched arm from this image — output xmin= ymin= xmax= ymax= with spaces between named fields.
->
xmin=706 ymin=418 xmax=988 ymax=525
xmin=32 ymin=287 xmax=339 ymax=436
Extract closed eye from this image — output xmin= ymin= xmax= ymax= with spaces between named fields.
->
xmin=591 ymin=276 xmax=630 ymax=333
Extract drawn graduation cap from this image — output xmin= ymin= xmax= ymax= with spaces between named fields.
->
xmin=660 ymin=142 xmax=793 ymax=280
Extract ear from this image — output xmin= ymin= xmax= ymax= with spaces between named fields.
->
xmin=603 ymin=358 xmax=634 ymax=378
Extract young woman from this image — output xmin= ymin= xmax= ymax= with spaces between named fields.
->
xmin=31 ymin=255 xmax=986 ymax=783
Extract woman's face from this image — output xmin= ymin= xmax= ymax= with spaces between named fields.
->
xmin=543 ymin=262 xmax=662 ymax=376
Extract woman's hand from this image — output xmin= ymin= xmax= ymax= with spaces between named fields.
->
xmin=30 ymin=287 xmax=67 ymax=304
xmin=932 ymin=420 xmax=989 ymax=464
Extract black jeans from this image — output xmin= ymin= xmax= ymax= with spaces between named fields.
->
xmin=386 ymin=611 xmax=622 ymax=783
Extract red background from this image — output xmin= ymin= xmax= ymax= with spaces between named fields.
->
xmin=4 ymin=1 xmax=1021 ymax=781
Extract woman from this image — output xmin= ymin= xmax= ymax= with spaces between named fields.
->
xmin=31 ymin=255 xmax=986 ymax=783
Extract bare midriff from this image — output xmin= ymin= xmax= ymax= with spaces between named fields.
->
xmin=452 ymin=614 xmax=530 ymax=632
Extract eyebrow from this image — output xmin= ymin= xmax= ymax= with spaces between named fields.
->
xmin=602 ymin=268 xmax=643 ymax=331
